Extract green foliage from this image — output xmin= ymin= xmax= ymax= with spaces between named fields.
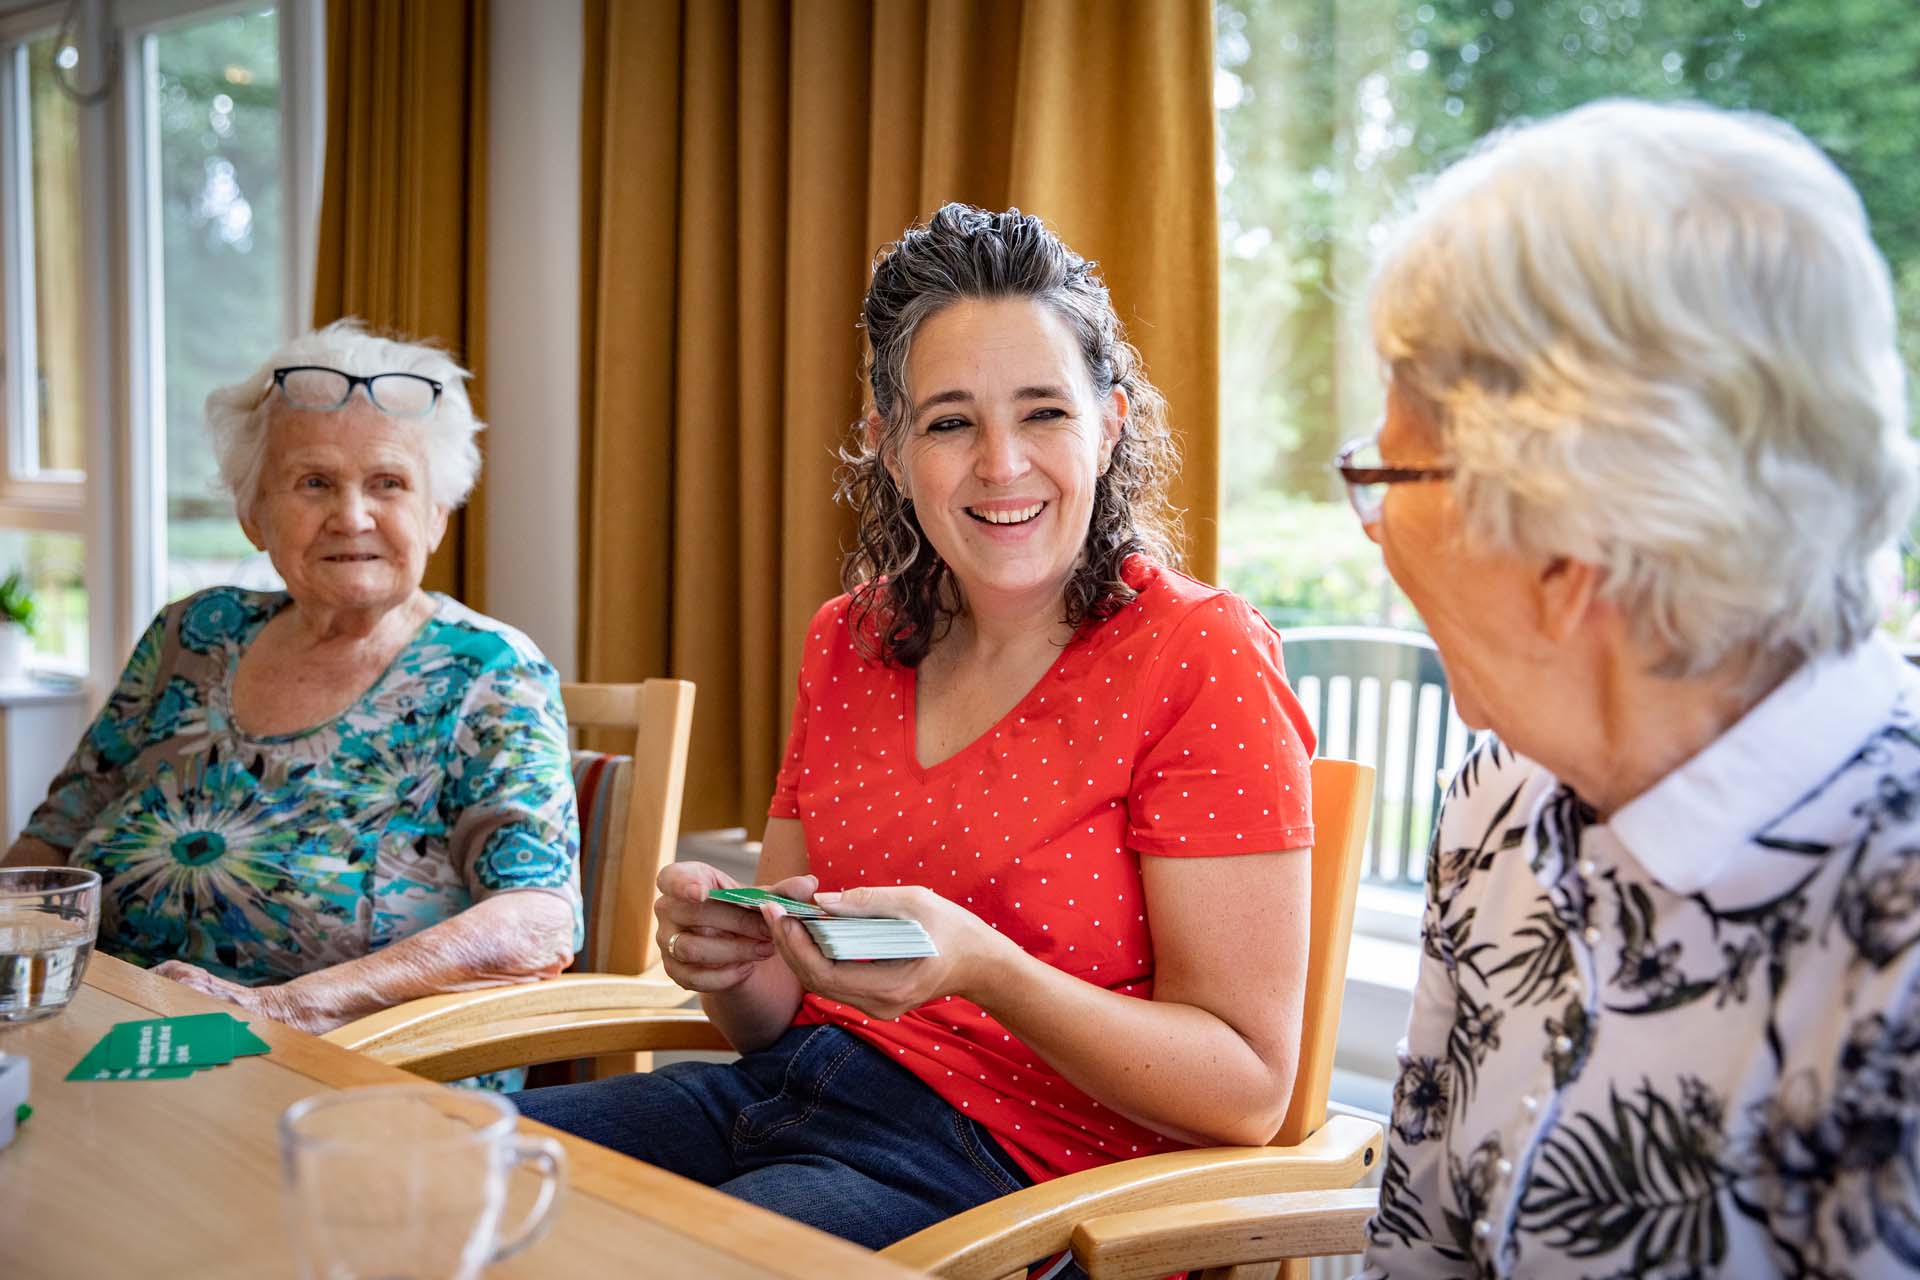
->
xmin=155 ymin=12 xmax=282 ymax=557
xmin=1216 ymin=0 xmax=1920 ymax=627
xmin=1221 ymin=492 xmax=1424 ymax=629
xmin=0 ymin=571 xmax=37 ymax=633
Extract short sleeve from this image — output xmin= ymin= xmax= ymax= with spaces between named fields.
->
xmin=444 ymin=651 xmax=584 ymax=943
xmin=769 ymin=597 xmax=844 ymax=821
xmin=768 ymin=680 xmax=812 ymax=821
xmin=1128 ymin=593 xmax=1315 ymax=856
xmin=24 ymin=610 xmax=171 ymax=851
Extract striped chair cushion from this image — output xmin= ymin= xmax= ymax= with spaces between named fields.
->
xmin=570 ymin=749 xmax=634 ymax=975
xmin=517 ymin=751 xmax=644 ymax=1090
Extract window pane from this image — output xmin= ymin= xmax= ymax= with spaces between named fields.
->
xmin=1216 ymin=0 xmax=1920 ymax=637
xmin=1217 ymin=0 xmax=1421 ymax=632
xmin=0 ymin=531 xmax=86 ymax=671
xmin=24 ymin=36 xmax=85 ymax=475
xmin=153 ymin=9 xmax=284 ymax=601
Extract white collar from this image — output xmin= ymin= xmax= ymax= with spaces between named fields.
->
xmin=1604 ymin=635 xmax=1912 ymax=897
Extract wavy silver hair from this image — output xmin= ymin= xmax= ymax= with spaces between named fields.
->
xmin=1370 ymin=98 xmax=1916 ymax=676
xmin=204 ymin=318 xmax=484 ymax=517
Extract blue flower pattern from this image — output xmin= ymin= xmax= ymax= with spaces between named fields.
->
xmin=25 ymin=587 xmax=582 ymax=986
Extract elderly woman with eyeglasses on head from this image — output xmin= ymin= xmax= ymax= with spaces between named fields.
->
xmin=1343 ymin=100 xmax=1920 ymax=1278
xmin=1 ymin=320 xmax=581 ymax=1036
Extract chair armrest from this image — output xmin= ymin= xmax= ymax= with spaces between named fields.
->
xmin=323 ymin=969 xmax=693 ymax=1058
xmin=349 ymin=1006 xmax=736 ymax=1080
xmin=1071 ymin=1186 xmax=1377 ymax=1280
xmin=878 ymin=1114 xmax=1383 ymax=1279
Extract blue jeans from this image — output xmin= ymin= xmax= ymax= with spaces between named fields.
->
xmin=512 ymin=1024 xmax=1035 ymax=1250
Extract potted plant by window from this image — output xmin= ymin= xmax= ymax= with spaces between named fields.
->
xmin=0 ymin=572 xmax=37 ymax=683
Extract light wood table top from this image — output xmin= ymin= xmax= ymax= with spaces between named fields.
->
xmin=0 ymin=954 xmax=922 ymax=1280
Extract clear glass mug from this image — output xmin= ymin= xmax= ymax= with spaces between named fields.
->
xmin=0 ymin=866 xmax=100 ymax=1023
xmin=280 ymin=1085 xmax=568 ymax=1280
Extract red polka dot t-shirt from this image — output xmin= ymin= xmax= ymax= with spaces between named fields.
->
xmin=769 ymin=558 xmax=1316 ymax=1181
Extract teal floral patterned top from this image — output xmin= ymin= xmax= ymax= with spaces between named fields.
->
xmin=26 ymin=587 xmax=583 ymax=986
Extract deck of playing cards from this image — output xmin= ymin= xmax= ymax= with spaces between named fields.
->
xmin=67 ymin=1012 xmax=271 ymax=1081
xmin=707 ymin=886 xmax=940 ymax=961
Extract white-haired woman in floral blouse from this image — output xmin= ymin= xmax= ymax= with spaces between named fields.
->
xmin=1 ymin=321 xmax=581 ymax=1036
xmin=1340 ymin=100 xmax=1920 ymax=1277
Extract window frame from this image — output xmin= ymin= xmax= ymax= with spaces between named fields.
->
xmin=0 ymin=23 xmax=90 ymax=521
xmin=0 ymin=0 xmax=322 ymax=684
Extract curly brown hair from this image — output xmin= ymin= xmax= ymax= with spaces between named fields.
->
xmin=837 ymin=205 xmax=1182 ymax=667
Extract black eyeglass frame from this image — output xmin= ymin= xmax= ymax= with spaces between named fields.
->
xmin=271 ymin=365 xmax=444 ymax=418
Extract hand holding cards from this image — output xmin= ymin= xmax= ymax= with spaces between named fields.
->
xmin=708 ymin=886 xmax=939 ymax=961
xmin=67 ymin=1011 xmax=270 ymax=1081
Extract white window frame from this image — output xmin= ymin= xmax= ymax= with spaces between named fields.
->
xmin=0 ymin=17 xmax=91 ymax=520
xmin=0 ymin=0 xmax=322 ymax=689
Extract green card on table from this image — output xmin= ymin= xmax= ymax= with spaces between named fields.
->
xmin=67 ymin=1012 xmax=271 ymax=1082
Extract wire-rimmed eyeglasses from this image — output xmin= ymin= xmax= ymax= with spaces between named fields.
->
xmin=272 ymin=366 xmax=444 ymax=419
xmin=1334 ymin=433 xmax=1455 ymax=523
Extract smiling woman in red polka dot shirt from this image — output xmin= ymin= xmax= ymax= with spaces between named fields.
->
xmin=514 ymin=205 xmax=1318 ymax=1257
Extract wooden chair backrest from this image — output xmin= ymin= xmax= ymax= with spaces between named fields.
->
xmin=1271 ymin=756 xmax=1375 ymax=1148
xmin=561 ymin=680 xmax=695 ymax=975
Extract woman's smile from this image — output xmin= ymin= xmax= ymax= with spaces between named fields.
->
xmin=964 ymin=499 xmax=1048 ymax=530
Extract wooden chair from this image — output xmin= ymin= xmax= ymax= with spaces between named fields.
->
xmin=1069 ymin=1185 xmax=1377 ymax=1279
xmin=323 ymin=758 xmax=1382 ymax=1280
xmin=323 ymin=680 xmax=700 ymax=1075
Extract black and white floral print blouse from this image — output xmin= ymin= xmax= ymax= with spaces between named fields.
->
xmin=1360 ymin=636 xmax=1920 ymax=1279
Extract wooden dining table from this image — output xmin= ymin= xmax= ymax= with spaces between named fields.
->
xmin=0 ymin=953 xmax=924 ymax=1279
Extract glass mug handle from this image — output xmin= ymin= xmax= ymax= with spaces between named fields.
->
xmin=490 ymin=1133 xmax=569 ymax=1263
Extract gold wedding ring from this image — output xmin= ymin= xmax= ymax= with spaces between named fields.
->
xmin=666 ymin=931 xmax=686 ymax=963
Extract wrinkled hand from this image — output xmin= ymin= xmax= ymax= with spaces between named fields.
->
xmin=762 ymin=885 xmax=1019 ymax=1021
xmin=150 ymin=960 xmax=338 ymax=1034
xmin=654 ymin=861 xmax=820 ymax=994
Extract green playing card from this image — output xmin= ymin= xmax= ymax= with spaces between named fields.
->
xmin=66 ymin=1036 xmax=200 ymax=1082
xmin=105 ymin=1013 xmax=237 ymax=1070
xmin=69 ymin=1012 xmax=265 ymax=1082
xmin=231 ymin=1021 xmax=271 ymax=1057
xmin=706 ymin=886 xmax=828 ymax=918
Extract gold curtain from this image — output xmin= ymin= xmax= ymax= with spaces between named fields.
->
xmin=313 ymin=0 xmax=489 ymax=603
xmin=581 ymin=0 xmax=1219 ymax=832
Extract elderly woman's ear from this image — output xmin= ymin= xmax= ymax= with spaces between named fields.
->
xmin=426 ymin=503 xmax=451 ymax=552
xmin=239 ymin=503 xmax=266 ymax=552
xmin=1536 ymin=556 xmax=1606 ymax=646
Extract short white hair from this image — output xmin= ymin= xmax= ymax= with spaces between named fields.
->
xmin=204 ymin=319 xmax=485 ymax=516
xmin=1370 ymin=98 xmax=1916 ymax=676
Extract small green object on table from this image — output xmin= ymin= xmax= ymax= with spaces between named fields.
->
xmin=67 ymin=1012 xmax=271 ymax=1082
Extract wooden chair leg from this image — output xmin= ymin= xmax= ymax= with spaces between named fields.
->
xmin=590 ymin=1051 xmax=650 ymax=1078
